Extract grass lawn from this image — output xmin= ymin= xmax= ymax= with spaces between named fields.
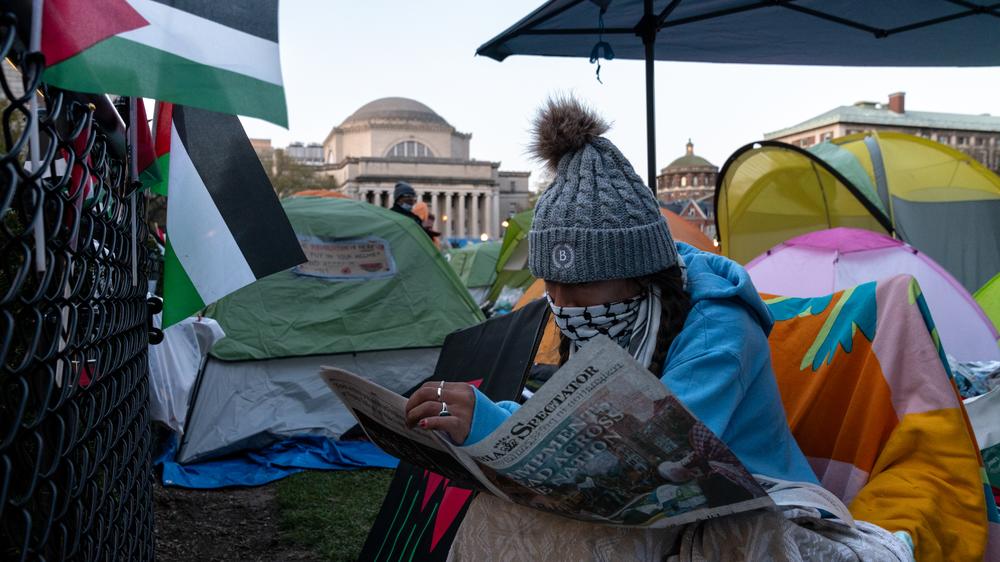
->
xmin=276 ymin=469 xmax=395 ymax=561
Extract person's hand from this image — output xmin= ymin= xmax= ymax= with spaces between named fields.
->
xmin=404 ymin=381 xmax=475 ymax=445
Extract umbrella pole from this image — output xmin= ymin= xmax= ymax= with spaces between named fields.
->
xmin=641 ymin=0 xmax=656 ymax=192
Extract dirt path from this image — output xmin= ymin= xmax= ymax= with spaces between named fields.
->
xmin=154 ymin=482 xmax=321 ymax=562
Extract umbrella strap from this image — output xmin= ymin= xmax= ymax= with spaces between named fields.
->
xmin=589 ymin=9 xmax=615 ymax=84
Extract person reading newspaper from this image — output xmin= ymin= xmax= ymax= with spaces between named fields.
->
xmin=324 ymin=335 xmax=774 ymax=527
xmin=403 ymin=97 xmax=914 ymax=561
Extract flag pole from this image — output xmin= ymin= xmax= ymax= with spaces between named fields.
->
xmin=29 ymin=0 xmax=46 ymax=273
xmin=129 ymin=96 xmax=139 ymax=286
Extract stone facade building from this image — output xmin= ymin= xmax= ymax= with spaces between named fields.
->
xmin=656 ymin=140 xmax=718 ymax=203
xmin=765 ymin=92 xmax=1000 ymax=173
xmin=319 ymin=97 xmax=531 ymax=240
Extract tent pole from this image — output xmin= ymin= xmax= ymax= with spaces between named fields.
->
xmin=641 ymin=0 xmax=656 ymax=192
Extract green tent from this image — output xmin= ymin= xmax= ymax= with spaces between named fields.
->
xmin=486 ymin=209 xmax=535 ymax=305
xmin=445 ymin=241 xmax=501 ymax=289
xmin=208 ymin=196 xmax=483 ymax=360
xmin=179 ymin=197 xmax=484 ymax=463
xmin=975 ymin=272 xmax=1000 ymax=334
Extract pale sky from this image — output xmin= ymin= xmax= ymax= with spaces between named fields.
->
xmin=241 ymin=0 xmax=1000 ymax=186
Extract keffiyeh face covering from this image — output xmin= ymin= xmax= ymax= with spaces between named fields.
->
xmin=547 ymin=287 xmax=662 ymax=368
xmin=547 ymin=293 xmax=643 ymax=346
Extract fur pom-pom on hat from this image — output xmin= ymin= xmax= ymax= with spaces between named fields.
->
xmin=529 ymin=96 xmax=610 ymax=170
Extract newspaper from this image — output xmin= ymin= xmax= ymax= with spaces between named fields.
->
xmin=321 ymin=335 xmax=773 ymax=528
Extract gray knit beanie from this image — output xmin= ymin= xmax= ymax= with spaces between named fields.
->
xmin=528 ymin=97 xmax=677 ymax=283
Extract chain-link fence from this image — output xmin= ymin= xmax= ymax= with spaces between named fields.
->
xmin=1 ymin=8 xmax=155 ymax=561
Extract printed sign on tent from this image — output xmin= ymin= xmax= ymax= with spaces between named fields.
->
xmin=294 ymin=236 xmax=397 ymax=280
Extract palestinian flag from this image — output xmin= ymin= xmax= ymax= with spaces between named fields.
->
xmin=41 ymin=0 xmax=287 ymax=127
xmin=135 ymin=98 xmax=162 ymax=190
xmin=162 ymin=105 xmax=304 ymax=327
xmin=148 ymin=101 xmax=172 ymax=195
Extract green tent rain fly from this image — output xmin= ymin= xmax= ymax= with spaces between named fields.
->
xmin=178 ymin=197 xmax=484 ymax=463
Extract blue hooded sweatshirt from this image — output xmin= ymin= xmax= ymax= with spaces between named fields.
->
xmin=463 ymin=243 xmax=819 ymax=485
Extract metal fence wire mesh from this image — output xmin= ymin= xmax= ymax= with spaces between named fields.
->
xmin=1 ymin=10 xmax=155 ymax=562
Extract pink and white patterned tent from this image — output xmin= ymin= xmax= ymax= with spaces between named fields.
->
xmin=746 ymin=227 xmax=1000 ymax=362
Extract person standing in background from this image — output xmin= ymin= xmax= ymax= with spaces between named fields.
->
xmin=390 ymin=181 xmax=423 ymax=229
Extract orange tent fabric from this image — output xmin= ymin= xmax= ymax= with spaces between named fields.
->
xmin=660 ymin=208 xmax=718 ymax=253
xmin=765 ymin=276 xmax=992 ymax=561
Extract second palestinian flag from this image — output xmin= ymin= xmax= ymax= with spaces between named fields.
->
xmin=42 ymin=0 xmax=287 ymax=127
xmin=162 ymin=105 xmax=304 ymax=327
xmin=148 ymin=101 xmax=172 ymax=195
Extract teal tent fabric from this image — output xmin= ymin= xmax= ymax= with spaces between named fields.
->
xmin=487 ymin=209 xmax=536 ymax=303
xmin=445 ymin=241 xmax=501 ymax=289
xmin=207 ymin=197 xmax=483 ymax=360
xmin=807 ymin=142 xmax=888 ymax=218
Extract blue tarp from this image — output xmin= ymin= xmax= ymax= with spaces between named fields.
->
xmin=156 ymin=435 xmax=398 ymax=489
xmin=478 ymin=0 xmax=1000 ymax=67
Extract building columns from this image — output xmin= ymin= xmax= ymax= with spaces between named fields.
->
xmin=470 ymin=192 xmax=480 ymax=240
xmin=456 ymin=192 xmax=467 ymax=239
xmin=480 ymin=191 xmax=489 ymax=239
xmin=352 ymin=187 xmax=510 ymax=240
xmin=443 ymin=192 xmax=453 ymax=238
xmin=430 ymin=191 xmax=440 ymax=231
xmin=490 ymin=191 xmax=500 ymax=240
xmin=484 ymin=191 xmax=491 ymax=239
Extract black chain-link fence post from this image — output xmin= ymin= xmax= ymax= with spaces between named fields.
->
xmin=1 ymin=5 xmax=156 ymax=561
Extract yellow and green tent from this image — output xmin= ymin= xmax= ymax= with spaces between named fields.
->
xmin=716 ymin=132 xmax=1000 ymax=293
xmin=975 ymin=272 xmax=1000 ymax=334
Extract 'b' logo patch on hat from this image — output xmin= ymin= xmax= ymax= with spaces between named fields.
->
xmin=551 ymin=243 xmax=575 ymax=270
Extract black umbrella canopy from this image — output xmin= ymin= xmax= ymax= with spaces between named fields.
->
xmin=478 ymin=0 xmax=1000 ymax=187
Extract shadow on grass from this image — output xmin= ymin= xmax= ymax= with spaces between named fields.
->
xmin=277 ymin=469 xmax=395 ymax=562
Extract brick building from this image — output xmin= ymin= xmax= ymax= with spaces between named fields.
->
xmin=765 ymin=92 xmax=1000 ymax=173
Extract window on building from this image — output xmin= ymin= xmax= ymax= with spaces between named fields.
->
xmin=387 ymin=140 xmax=433 ymax=158
xmin=957 ymin=136 xmax=968 ymax=145
xmin=681 ymin=176 xmax=687 ymax=187
xmin=821 ymin=131 xmax=834 ymax=141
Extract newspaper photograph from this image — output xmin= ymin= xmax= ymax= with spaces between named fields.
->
xmin=321 ymin=335 xmax=773 ymax=528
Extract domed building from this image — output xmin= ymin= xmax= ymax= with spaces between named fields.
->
xmin=657 ymin=140 xmax=718 ymax=240
xmin=656 ymin=140 xmax=718 ymax=203
xmin=322 ymin=97 xmax=531 ymax=240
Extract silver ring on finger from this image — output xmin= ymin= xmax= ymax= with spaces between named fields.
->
xmin=439 ymin=401 xmax=451 ymax=417
xmin=437 ymin=386 xmax=443 ymax=400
